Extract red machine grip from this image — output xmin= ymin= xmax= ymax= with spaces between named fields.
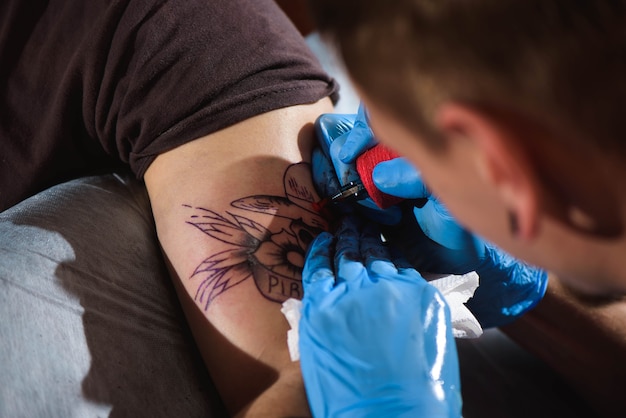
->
xmin=356 ymin=144 xmax=405 ymax=209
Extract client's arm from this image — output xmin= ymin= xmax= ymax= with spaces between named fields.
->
xmin=144 ymin=99 xmax=333 ymax=417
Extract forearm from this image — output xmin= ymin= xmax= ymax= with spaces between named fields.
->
xmin=169 ymin=269 xmax=311 ymax=417
xmin=233 ymin=366 xmax=310 ymax=418
xmin=145 ymin=100 xmax=333 ymax=416
xmin=501 ymin=273 xmax=626 ymax=416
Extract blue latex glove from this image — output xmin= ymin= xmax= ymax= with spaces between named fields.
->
xmin=316 ymin=104 xmax=548 ymax=328
xmin=337 ymin=103 xmax=378 ymax=163
xmin=374 ymin=158 xmax=549 ymax=328
xmin=299 ymin=216 xmax=462 ymax=418
xmin=313 ymin=110 xmax=402 ymax=225
xmin=311 ymin=113 xmax=356 ymax=206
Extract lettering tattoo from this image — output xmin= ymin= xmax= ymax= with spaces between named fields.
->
xmin=184 ymin=163 xmax=327 ymax=310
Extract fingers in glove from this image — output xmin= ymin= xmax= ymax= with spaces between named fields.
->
xmin=312 ymin=147 xmax=342 ymax=199
xmin=302 ymin=232 xmax=336 ymax=294
xmin=338 ymin=104 xmax=377 ymax=163
xmin=334 ymin=215 xmax=367 ymax=284
xmin=315 ymin=113 xmax=356 ymax=156
xmin=359 ymin=222 xmax=397 ymax=278
xmin=387 ymin=243 xmax=416 ymax=271
xmin=372 ymin=158 xmax=431 ymax=200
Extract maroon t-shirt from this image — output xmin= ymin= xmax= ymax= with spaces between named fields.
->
xmin=0 ymin=0 xmax=338 ymax=211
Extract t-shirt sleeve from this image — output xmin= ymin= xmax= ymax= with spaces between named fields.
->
xmin=90 ymin=0 xmax=339 ymax=178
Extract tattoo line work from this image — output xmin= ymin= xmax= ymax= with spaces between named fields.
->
xmin=184 ymin=163 xmax=327 ymax=310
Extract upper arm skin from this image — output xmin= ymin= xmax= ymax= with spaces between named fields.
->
xmin=144 ymin=99 xmax=333 ymax=417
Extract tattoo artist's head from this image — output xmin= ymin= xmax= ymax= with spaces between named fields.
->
xmin=311 ymin=0 xmax=626 ymax=296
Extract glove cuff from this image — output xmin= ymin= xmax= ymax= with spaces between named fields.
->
xmin=469 ymin=245 xmax=549 ymax=328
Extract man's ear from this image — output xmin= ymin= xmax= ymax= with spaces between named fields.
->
xmin=434 ymin=102 xmax=540 ymax=240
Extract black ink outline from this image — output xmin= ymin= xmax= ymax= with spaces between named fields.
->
xmin=185 ymin=163 xmax=326 ymax=309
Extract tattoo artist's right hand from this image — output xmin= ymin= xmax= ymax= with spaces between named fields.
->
xmin=312 ymin=105 xmax=403 ymax=225
xmin=298 ymin=215 xmax=462 ymax=418
xmin=373 ymin=160 xmax=549 ymax=328
xmin=317 ymin=103 xmax=549 ymax=329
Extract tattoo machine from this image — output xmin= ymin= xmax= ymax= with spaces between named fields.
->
xmin=312 ymin=118 xmax=406 ymax=217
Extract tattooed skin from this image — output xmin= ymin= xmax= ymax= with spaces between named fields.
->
xmin=184 ymin=163 xmax=327 ymax=310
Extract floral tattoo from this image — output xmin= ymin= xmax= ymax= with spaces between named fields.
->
xmin=184 ymin=163 xmax=327 ymax=310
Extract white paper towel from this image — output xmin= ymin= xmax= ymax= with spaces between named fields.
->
xmin=424 ymin=271 xmax=483 ymax=339
xmin=280 ymin=298 xmax=303 ymax=362
xmin=281 ymin=271 xmax=482 ymax=362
